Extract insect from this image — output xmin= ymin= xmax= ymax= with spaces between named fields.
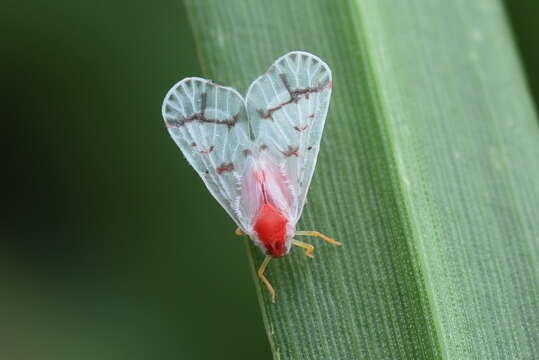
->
xmin=161 ymin=51 xmax=341 ymax=302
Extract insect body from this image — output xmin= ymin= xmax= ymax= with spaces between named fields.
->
xmin=162 ymin=51 xmax=340 ymax=302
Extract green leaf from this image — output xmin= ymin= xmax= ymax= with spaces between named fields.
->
xmin=184 ymin=0 xmax=539 ymax=358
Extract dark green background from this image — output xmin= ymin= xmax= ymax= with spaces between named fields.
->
xmin=1 ymin=1 xmax=537 ymax=359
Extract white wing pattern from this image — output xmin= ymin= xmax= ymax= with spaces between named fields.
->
xmin=162 ymin=52 xmax=332 ymax=228
xmin=245 ymin=52 xmax=332 ymax=221
xmin=162 ymin=77 xmax=253 ymax=228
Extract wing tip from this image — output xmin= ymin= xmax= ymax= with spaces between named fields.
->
xmin=279 ymin=50 xmax=332 ymax=76
xmin=161 ymin=77 xmax=246 ymax=122
xmin=245 ymin=51 xmax=332 ymax=105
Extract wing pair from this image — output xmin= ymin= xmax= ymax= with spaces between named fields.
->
xmin=161 ymin=51 xmax=332 ymax=230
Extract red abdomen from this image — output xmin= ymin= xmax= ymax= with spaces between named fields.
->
xmin=254 ymin=203 xmax=288 ymax=258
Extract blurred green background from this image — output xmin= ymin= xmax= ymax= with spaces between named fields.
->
xmin=1 ymin=1 xmax=537 ymax=359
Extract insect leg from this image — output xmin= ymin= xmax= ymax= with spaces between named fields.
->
xmin=292 ymin=239 xmax=315 ymax=258
xmin=295 ymin=231 xmax=342 ymax=246
xmin=258 ymin=255 xmax=276 ymax=303
xmin=235 ymin=227 xmax=245 ymax=236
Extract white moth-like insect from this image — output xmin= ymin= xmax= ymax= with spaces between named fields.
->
xmin=162 ymin=51 xmax=340 ymax=302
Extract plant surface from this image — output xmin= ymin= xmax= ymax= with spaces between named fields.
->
xmin=185 ymin=1 xmax=539 ymax=358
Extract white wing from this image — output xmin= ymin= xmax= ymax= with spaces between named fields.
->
xmin=245 ymin=51 xmax=332 ymax=222
xmin=162 ymin=77 xmax=253 ymax=229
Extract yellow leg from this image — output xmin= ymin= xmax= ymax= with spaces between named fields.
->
xmin=292 ymin=239 xmax=315 ymax=258
xmin=258 ymin=256 xmax=275 ymax=303
xmin=235 ymin=227 xmax=245 ymax=236
xmin=295 ymin=231 xmax=342 ymax=246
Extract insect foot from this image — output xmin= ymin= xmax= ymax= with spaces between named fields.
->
xmin=292 ymin=239 xmax=315 ymax=258
xmin=295 ymin=231 xmax=342 ymax=246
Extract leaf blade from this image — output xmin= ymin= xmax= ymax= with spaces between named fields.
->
xmin=184 ymin=0 xmax=539 ymax=359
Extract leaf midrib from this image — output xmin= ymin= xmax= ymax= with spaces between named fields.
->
xmin=346 ymin=0 xmax=445 ymax=357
